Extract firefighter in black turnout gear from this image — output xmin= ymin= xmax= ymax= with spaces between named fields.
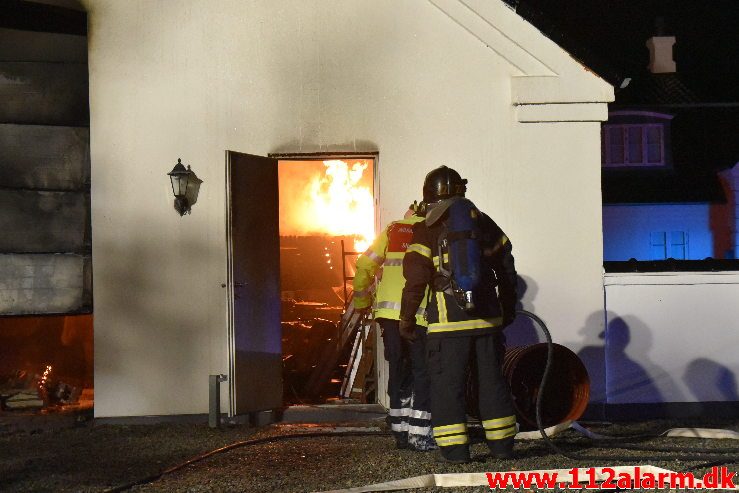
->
xmin=400 ymin=166 xmax=518 ymax=463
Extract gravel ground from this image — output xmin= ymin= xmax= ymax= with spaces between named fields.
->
xmin=1 ymin=415 xmax=738 ymax=493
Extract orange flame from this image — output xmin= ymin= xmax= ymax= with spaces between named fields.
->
xmin=38 ymin=365 xmax=52 ymax=390
xmin=279 ymin=159 xmax=374 ymax=252
xmin=307 ymin=160 xmax=374 ymax=251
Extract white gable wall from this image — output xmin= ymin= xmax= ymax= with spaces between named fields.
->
xmin=84 ymin=0 xmax=611 ymax=417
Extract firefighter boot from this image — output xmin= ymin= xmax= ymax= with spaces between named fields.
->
xmin=487 ymin=436 xmax=514 ymax=460
xmin=435 ymin=445 xmax=471 ymax=464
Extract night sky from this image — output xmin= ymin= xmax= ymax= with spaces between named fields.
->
xmin=3 ymin=0 xmax=737 ymax=98
xmin=513 ymin=0 xmax=739 ymax=100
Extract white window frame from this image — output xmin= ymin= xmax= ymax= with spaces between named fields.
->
xmin=603 ymin=123 xmax=665 ymax=167
xmin=649 ymin=230 xmax=689 ymax=260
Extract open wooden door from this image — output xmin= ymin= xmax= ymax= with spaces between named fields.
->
xmin=226 ymin=151 xmax=282 ymax=415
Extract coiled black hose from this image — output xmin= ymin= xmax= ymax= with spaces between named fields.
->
xmin=518 ymin=308 xmax=739 ymax=463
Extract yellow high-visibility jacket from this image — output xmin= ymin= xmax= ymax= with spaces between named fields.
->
xmin=353 ymin=215 xmax=428 ymax=326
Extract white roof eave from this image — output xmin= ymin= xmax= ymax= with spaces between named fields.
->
xmin=429 ymin=0 xmax=615 ymax=121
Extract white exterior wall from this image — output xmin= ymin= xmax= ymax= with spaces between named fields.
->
xmin=603 ymin=204 xmax=714 ymax=261
xmin=84 ymin=0 xmax=612 ymax=417
xmin=604 ymin=272 xmax=739 ymax=403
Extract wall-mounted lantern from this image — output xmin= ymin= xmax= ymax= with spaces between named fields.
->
xmin=167 ymin=158 xmax=203 ymax=216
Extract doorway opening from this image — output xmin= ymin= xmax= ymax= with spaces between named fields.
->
xmin=275 ymin=154 xmax=376 ymax=404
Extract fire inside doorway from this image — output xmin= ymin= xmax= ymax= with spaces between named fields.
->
xmin=277 ymin=157 xmax=375 ymax=404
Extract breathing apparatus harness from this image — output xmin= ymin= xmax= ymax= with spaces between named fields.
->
xmin=419 ymin=165 xmax=492 ymax=314
xmin=428 ymin=197 xmax=483 ymax=312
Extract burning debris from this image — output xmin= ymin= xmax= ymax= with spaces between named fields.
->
xmin=305 ymin=160 xmax=374 ymax=252
xmin=4 ymin=391 xmax=44 ymax=410
xmin=38 ymin=364 xmax=52 ymax=391
xmin=1 ymin=366 xmax=82 ymax=411
xmin=1 ymin=370 xmax=44 ymax=410
xmin=0 ymin=314 xmax=94 ymax=412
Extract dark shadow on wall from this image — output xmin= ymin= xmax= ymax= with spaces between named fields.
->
xmin=605 ymin=316 xmax=662 ymax=404
xmin=504 ymin=275 xmax=542 ymax=348
xmin=604 ymin=316 xmax=685 ymax=407
xmin=93 ymin=230 xmax=214 ymax=414
xmin=580 ymin=314 xmax=689 ymax=420
xmin=575 ymin=312 xmax=608 ymax=414
xmin=684 ymin=358 xmax=739 ymax=403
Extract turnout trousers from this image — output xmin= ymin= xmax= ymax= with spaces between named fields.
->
xmin=379 ymin=318 xmax=435 ymax=450
xmin=427 ymin=331 xmax=516 ymax=461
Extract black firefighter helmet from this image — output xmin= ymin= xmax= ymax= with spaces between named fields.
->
xmin=422 ymin=165 xmax=467 ymax=203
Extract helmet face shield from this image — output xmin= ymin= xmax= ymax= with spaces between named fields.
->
xmin=422 ymin=166 xmax=467 ymax=203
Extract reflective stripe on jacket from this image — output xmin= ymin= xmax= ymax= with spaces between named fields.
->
xmin=353 ymin=215 xmax=428 ymax=326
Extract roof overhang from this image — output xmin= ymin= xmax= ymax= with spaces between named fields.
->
xmin=429 ymin=0 xmax=614 ymax=122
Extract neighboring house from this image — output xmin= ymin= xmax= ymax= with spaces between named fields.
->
xmin=595 ymin=30 xmax=739 ymax=417
xmin=601 ymin=34 xmax=739 ymax=262
xmin=509 ymin=0 xmax=739 ymax=262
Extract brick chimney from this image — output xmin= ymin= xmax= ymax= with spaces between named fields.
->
xmin=646 ymin=17 xmax=676 ymax=73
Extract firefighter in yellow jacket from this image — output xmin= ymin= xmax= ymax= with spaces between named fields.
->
xmin=353 ymin=206 xmax=435 ymax=451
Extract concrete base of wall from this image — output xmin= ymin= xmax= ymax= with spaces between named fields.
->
xmin=94 ymin=414 xmax=211 ymax=426
xmin=94 ymin=412 xmax=272 ymax=427
xmin=93 ymin=404 xmax=387 ymax=426
xmin=278 ymin=404 xmax=385 ymax=423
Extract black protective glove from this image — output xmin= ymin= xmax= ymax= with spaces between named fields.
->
xmin=398 ymin=318 xmax=417 ymax=341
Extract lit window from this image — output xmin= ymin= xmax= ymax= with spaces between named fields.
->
xmin=603 ymin=124 xmax=665 ymax=166
xmin=650 ymin=231 xmax=688 ymax=260
xmin=670 ymin=231 xmax=687 ymax=259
